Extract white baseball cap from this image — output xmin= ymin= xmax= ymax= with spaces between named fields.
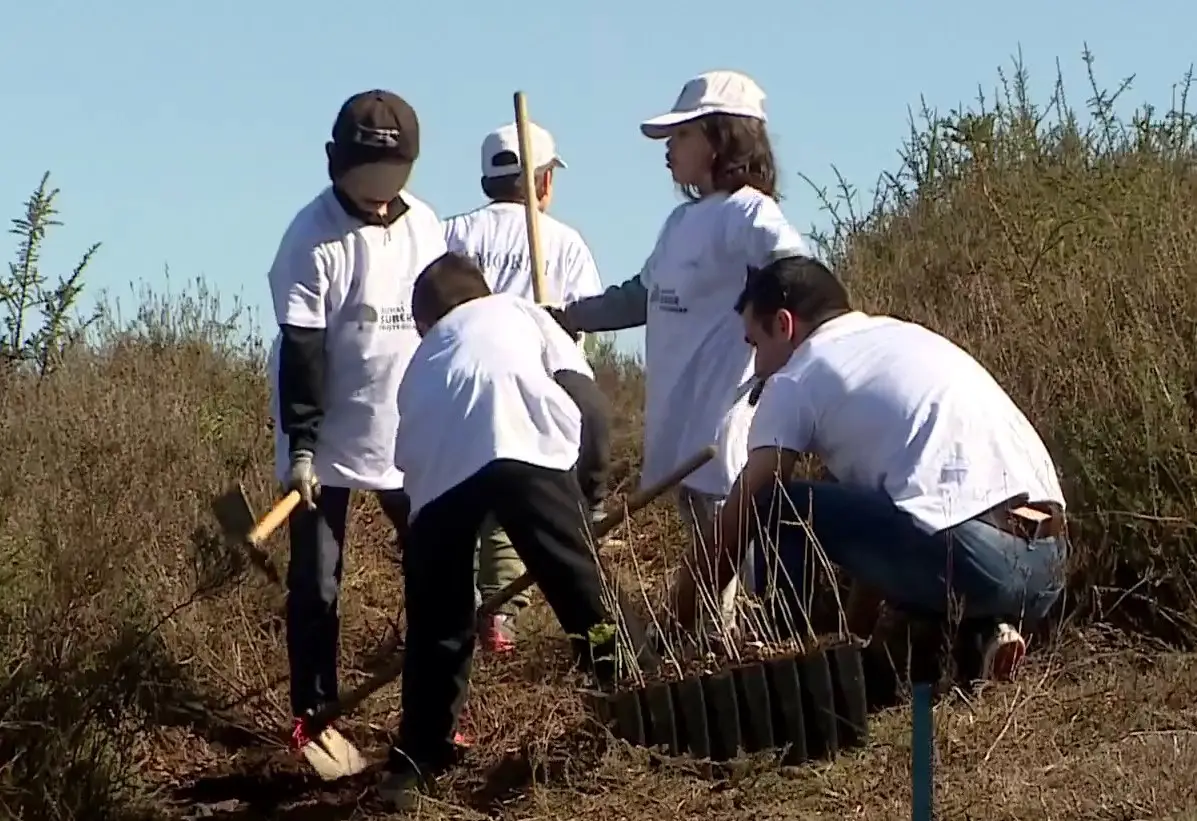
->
xmin=480 ymin=122 xmax=567 ymax=178
xmin=640 ymin=70 xmax=768 ymax=139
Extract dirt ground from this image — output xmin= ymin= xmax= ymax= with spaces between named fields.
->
xmin=151 ymin=614 xmax=1197 ymax=821
xmin=134 ymin=484 xmax=1197 ymax=821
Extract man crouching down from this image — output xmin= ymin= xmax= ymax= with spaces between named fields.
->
xmin=669 ymin=255 xmax=1069 ymax=684
xmin=379 ymin=251 xmax=660 ymax=809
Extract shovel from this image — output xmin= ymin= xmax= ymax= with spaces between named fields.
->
xmin=211 ymin=485 xmax=368 ymax=779
xmin=211 ymin=485 xmax=302 ymax=585
xmin=298 ymin=444 xmax=717 ymax=780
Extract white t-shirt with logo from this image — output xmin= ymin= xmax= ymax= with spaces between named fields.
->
xmin=747 ymin=312 xmax=1066 ymax=533
xmin=395 ymin=292 xmax=591 ymax=518
xmin=267 ymin=187 xmax=447 ymax=491
xmin=639 ymin=186 xmax=812 ymax=497
xmin=441 ymin=202 xmax=604 ymax=304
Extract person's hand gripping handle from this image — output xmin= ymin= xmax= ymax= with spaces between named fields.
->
xmin=287 ymin=449 xmax=321 ymax=510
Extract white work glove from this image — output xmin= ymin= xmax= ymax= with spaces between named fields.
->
xmin=287 ymin=449 xmax=321 ymax=510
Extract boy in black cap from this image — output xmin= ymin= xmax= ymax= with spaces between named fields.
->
xmin=324 ymin=89 xmax=420 ymax=210
xmin=267 ymin=89 xmax=456 ymax=762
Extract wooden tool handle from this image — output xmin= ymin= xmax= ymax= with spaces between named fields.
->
xmin=308 ymin=652 xmax=405 ymax=733
xmin=596 ymin=444 xmax=718 ymax=535
xmin=478 ymin=444 xmax=717 ymax=618
xmin=248 ymin=490 xmax=302 ymax=545
xmin=306 ymin=444 xmax=719 ymax=734
xmin=514 ymin=91 xmax=549 ymax=305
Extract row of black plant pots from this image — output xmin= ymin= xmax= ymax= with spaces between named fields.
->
xmin=588 ymin=641 xmax=869 ymax=764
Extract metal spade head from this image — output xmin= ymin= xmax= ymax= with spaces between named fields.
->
xmin=300 ymin=726 xmax=368 ymax=782
xmin=213 ymin=483 xmax=257 ymax=543
xmin=211 ymin=483 xmax=282 ymax=584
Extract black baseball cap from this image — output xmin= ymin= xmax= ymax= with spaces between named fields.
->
xmin=329 ymin=89 xmax=420 ymax=203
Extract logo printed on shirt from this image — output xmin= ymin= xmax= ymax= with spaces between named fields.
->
xmin=357 ymin=303 xmax=415 ymax=331
xmin=649 ymin=283 xmax=687 ymax=313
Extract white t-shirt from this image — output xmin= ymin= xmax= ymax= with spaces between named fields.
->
xmin=395 ymin=292 xmax=591 ymax=518
xmin=639 ymin=186 xmax=812 ymax=497
xmin=267 ymin=187 xmax=447 ymax=491
xmin=441 ymin=202 xmax=604 ymax=304
xmin=747 ymin=312 xmax=1066 ymax=533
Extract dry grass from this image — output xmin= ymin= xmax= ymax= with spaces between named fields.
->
xmin=3 ymin=51 xmax=1197 ymax=820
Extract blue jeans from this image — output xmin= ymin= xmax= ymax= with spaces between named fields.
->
xmin=751 ymin=480 xmax=1067 ymax=626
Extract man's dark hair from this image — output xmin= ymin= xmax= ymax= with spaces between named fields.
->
xmin=480 ymin=152 xmax=552 ymax=202
xmin=734 ymin=255 xmax=851 ymax=328
xmin=411 ymin=252 xmax=493 ymax=329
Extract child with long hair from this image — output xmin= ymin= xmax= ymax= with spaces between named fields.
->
xmin=549 ymin=70 xmax=814 ymax=636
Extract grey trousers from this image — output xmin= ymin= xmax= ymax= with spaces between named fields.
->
xmin=285 ymin=485 xmax=410 ymax=717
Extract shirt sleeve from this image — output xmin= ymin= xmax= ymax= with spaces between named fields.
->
xmin=746 ymin=374 xmax=814 ymax=455
xmin=726 ymin=192 xmax=814 ymax=271
xmin=268 ymin=226 xmax=327 ymax=329
xmin=560 ymin=205 xmax=687 ymax=331
xmin=267 ymin=225 xmax=329 ymax=455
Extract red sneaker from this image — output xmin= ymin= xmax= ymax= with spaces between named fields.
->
xmin=480 ymin=613 xmax=517 ymax=654
xmin=291 ymin=716 xmax=350 ymax=752
xmin=454 ymin=703 xmax=476 ymax=748
xmin=291 ymin=716 xmax=314 ymax=751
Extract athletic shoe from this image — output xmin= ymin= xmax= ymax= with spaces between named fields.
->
xmin=480 ymin=613 xmax=517 ymax=654
xmin=377 ymin=760 xmax=423 ymax=812
xmin=454 ymin=704 xmax=474 ymax=748
xmin=592 ymin=505 xmax=624 ymax=548
xmin=290 ymin=716 xmax=315 ymax=751
xmin=981 ymin=622 xmax=1027 ymax=682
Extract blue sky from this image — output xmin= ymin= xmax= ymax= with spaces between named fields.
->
xmin=2 ymin=0 xmax=1192 ymax=354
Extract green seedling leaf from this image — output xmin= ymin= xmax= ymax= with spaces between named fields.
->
xmin=588 ymin=622 xmax=618 ymax=647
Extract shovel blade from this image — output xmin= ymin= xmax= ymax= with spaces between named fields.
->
xmin=302 ymin=727 xmax=368 ymax=781
xmin=212 ymin=483 xmax=256 ymax=542
xmin=211 ymin=483 xmax=282 ymax=584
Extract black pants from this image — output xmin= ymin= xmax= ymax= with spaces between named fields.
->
xmin=396 ymin=460 xmax=658 ymax=771
xmin=286 ymin=485 xmax=410 ymax=716
xmin=553 ymin=369 xmax=611 ymax=510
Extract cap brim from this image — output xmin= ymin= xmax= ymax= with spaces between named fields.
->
xmin=640 ymin=111 xmax=701 ymax=140
xmin=640 ymin=107 xmax=767 ymax=139
xmin=481 ymin=156 xmax=567 ymax=179
xmin=334 ymin=158 xmax=413 ymax=203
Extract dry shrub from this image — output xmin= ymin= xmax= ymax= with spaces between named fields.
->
xmin=0 ymin=272 xmax=283 ymax=818
xmin=810 ymin=52 xmax=1197 ymax=641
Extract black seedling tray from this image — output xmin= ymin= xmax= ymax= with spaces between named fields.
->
xmin=589 ymin=641 xmax=870 ymax=765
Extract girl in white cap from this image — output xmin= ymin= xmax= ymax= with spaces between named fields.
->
xmin=549 ymin=70 xmax=814 ymax=636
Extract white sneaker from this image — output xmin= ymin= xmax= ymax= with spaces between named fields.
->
xmin=591 ymin=506 xmax=624 ymax=548
xmin=981 ymin=622 xmax=1027 ymax=682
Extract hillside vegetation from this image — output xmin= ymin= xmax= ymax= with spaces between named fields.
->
xmin=1 ymin=53 xmax=1195 ymax=820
